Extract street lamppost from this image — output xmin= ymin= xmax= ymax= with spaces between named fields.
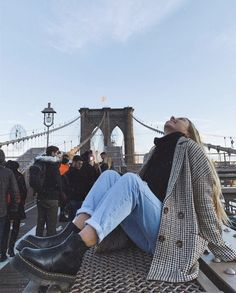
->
xmin=41 ymin=102 xmax=56 ymax=147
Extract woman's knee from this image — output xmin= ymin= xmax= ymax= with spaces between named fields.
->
xmin=101 ymin=169 xmax=121 ymax=179
xmin=121 ymin=172 xmax=139 ymax=184
xmin=103 ymin=169 xmax=119 ymax=175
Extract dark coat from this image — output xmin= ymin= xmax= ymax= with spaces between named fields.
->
xmin=35 ymin=156 xmax=62 ymax=201
xmin=0 ymin=165 xmax=19 ymax=217
xmin=11 ymin=170 xmax=27 ymax=220
xmin=64 ymin=163 xmax=98 ymax=202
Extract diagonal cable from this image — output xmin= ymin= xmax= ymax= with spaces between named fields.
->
xmin=132 ymin=114 xmax=164 ymax=135
xmin=0 ymin=116 xmax=81 ymax=147
xmin=132 ymin=114 xmax=236 ymax=155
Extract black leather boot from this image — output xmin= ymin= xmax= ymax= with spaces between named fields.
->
xmin=11 ymin=232 xmax=88 ymax=287
xmin=16 ymin=222 xmax=80 ymax=251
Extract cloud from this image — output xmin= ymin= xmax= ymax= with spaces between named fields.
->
xmin=47 ymin=0 xmax=187 ymax=51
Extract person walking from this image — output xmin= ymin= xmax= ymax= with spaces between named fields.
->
xmin=0 ymin=150 xmax=19 ymax=262
xmin=1 ymin=160 xmax=27 ymax=257
xmin=33 ymin=146 xmax=62 ymax=237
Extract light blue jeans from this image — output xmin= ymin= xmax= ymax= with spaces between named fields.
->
xmin=76 ymin=170 xmax=162 ymax=254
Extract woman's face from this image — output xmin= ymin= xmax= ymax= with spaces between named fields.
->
xmin=164 ymin=116 xmax=190 ymax=136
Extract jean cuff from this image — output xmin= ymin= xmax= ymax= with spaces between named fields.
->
xmin=75 ymin=207 xmax=94 ymax=217
xmin=85 ymin=218 xmax=104 ymax=243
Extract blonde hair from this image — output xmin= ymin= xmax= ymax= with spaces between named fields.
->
xmin=186 ymin=119 xmax=229 ymax=225
xmin=107 ymin=157 xmax=113 ymax=169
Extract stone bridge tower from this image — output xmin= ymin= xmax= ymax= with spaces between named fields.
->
xmin=79 ymin=107 xmax=135 ymax=165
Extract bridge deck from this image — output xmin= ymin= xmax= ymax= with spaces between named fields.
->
xmin=200 ymin=227 xmax=236 ymax=293
xmin=69 ymin=246 xmax=220 ymax=293
xmin=0 ymin=201 xmax=37 ymax=292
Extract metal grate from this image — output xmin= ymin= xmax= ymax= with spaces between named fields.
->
xmin=70 ymin=247 xmax=204 ymax=293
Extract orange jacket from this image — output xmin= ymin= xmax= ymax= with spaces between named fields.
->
xmin=59 ymin=163 xmax=69 ymax=175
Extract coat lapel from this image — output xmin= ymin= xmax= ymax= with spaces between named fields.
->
xmin=164 ymin=137 xmax=188 ymax=201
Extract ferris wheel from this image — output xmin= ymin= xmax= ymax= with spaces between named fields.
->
xmin=9 ymin=124 xmax=27 ymax=149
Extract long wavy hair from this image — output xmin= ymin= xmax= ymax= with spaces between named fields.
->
xmin=186 ymin=119 xmax=229 ymax=225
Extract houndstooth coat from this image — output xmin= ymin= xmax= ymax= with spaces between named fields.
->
xmin=139 ymin=136 xmax=236 ymax=283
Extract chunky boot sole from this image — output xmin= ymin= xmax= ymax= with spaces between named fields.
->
xmin=11 ymin=253 xmax=76 ymax=290
xmin=16 ymin=239 xmax=39 ymax=251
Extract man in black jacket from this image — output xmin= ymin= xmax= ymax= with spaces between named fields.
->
xmin=0 ymin=149 xmax=19 ymax=262
xmin=64 ymin=154 xmax=98 ymax=221
xmin=63 ymin=155 xmax=84 ymax=221
xmin=34 ymin=146 xmax=62 ymax=237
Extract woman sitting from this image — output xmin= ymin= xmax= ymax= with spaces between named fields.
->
xmin=13 ymin=116 xmax=236 ymax=286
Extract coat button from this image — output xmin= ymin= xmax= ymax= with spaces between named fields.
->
xmin=178 ymin=212 xmax=184 ymax=219
xmin=163 ymin=207 xmax=169 ymax=214
xmin=158 ymin=235 xmax=166 ymax=242
xmin=176 ymin=240 xmax=183 ymax=248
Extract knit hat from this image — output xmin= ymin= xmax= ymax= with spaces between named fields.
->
xmin=0 ymin=149 xmax=5 ymax=164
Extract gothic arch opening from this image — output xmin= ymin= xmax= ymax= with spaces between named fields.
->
xmin=110 ymin=126 xmax=125 ymax=154
xmin=90 ymin=127 xmax=104 ymax=162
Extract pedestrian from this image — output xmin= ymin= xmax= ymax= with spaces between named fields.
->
xmin=33 ymin=145 xmax=62 ymax=236
xmin=59 ymin=154 xmax=70 ymax=222
xmin=99 ymin=151 xmax=114 ymax=172
xmin=0 ymin=150 xmax=19 ymax=262
xmin=63 ymin=155 xmax=84 ymax=221
xmin=1 ymin=160 xmax=27 ymax=258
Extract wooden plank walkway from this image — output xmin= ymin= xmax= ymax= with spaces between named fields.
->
xmin=0 ymin=202 xmax=67 ymax=293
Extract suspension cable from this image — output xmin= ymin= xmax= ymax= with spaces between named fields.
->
xmin=0 ymin=115 xmax=81 ymax=148
xmin=131 ymin=114 xmax=164 ymax=135
xmin=132 ymin=114 xmax=236 ymax=155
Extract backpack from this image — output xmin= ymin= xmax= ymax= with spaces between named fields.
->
xmin=29 ymin=160 xmax=46 ymax=193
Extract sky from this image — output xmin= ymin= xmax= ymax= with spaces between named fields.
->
xmin=0 ymin=0 xmax=236 ymax=157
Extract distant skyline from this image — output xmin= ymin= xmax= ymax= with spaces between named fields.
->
xmin=0 ymin=0 xmax=236 ymax=155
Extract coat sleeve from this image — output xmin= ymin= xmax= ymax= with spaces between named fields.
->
xmin=55 ymin=166 xmax=63 ymax=193
xmin=18 ymin=174 xmax=27 ymax=203
xmin=8 ymin=170 xmax=20 ymax=212
xmin=193 ymin=172 xmax=236 ymax=261
xmin=187 ymin=140 xmax=236 ymax=261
